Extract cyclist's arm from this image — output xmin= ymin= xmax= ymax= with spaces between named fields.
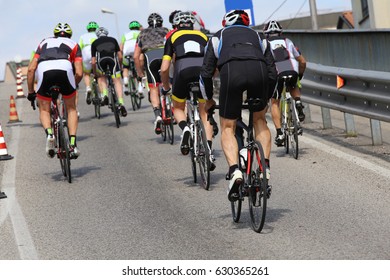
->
xmin=160 ymin=57 xmax=171 ymax=91
xmin=263 ymin=40 xmax=278 ymax=98
xmin=296 ymin=55 xmax=306 ymax=79
xmin=74 ymin=60 xmax=83 ymax=85
xmin=27 ymin=56 xmax=38 ymax=93
xmin=133 ymin=44 xmax=144 ymax=78
xmin=200 ymin=37 xmax=218 ymax=100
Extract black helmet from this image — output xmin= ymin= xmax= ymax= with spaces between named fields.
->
xmin=169 ymin=10 xmax=181 ymax=25
xmin=147 ymin=13 xmax=163 ymax=28
xmin=263 ymin=20 xmax=283 ymax=34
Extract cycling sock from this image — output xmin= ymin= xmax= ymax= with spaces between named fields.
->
xmin=229 ymin=164 xmax=239 ymax=178
xmin=102 ymin=89 xmax=108 ymax=96
xmin=153 ymin=107 xmax=161 ymax=118
xmin=45 ymin=128 xmax=53 ymax=136
xmin=265 ymin=159 xmax=270 ymax=168
xmin=178 ymin=121 xmax=187 ymax=131
xmin=276 ymin=128 xmax=282 ymax=135
xmin=123 ymin=77 xmax=128 ymax=85
xmin=208 ymin=140 xmax=212 ymax=150
xmin=70 ymin=135 xmax=77 ymax=146
xmin=118 ymin=97 xmax=124 ymax=105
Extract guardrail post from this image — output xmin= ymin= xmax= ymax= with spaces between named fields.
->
xmin=344 ymin=113 xmax=357 ymax=137
xmin=370 ymin=119 xmax=383 ymax=145
xmin=321 ymin=107 xmax=332 ymax=129
xmin=303 ymin=103 xmax=312 ymax=123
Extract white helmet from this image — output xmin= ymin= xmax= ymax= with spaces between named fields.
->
xmin=263 ymin=20 xmax=282 ymax=34
xmin=96 ymin=27 xmax=109 ymax=37
xmin=222 ymin=10 xmax=250 ymax=27
xmin=173 ymin=11 xmax=195 ymax=27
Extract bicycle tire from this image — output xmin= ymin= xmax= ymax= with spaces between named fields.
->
xmin=92 ymin=81 xmax=101 ymax=119
xmin=59 ymin=120 xmax=72 ymax=183
xmin=248 ymin=140 xmax=267 ymax=233
xmin=165 ymin=98 xmax=174 ymax=145
xmin=231 ymin=191 xmax=242 ymax=222
xmin=290 ymin=106 xmax=299 ymax=159
xmin=197 ymin=120 xmax=210 ymax=190
xmin=57 ymin=122 xmax=66 ymax=177
xmin=110 ymin=86 xmax=121 ymax=128
xmin=190 ymin=136 xmax=197 ymax=183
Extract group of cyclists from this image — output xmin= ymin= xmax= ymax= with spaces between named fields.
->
xmin=26 ymin=9 xmax=306 ymax=202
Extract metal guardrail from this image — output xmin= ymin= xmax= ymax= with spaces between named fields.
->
xmin=301 ymin=62 xmax=390 ymax=145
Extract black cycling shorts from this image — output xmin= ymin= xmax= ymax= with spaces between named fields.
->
xmin=219 ymin=60 xmax=269 ymax=119
xmin=144 ymin=48 xmax=164 ymax=87
xmin=172 ymin=57 xmax=203 ymax=102
xmin=273 ymin=70 xmax=298 ymax=99
xmin=37 ymin=69 xmax=76 ymax=101
xmin=97 ymin=56 xmax=121 ymax=77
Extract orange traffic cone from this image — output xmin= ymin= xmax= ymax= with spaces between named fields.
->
xmin=16 ymin=66 xmax=26 ymax=98
xmin=8 ymin=95 xmax=21 ymax=123
xmin=0 ymin=123 xmax=14 ymax=161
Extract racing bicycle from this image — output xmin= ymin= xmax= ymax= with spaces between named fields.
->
xmin=124 ymin=55 xmax=142 ymax=111
xmin=280 ymin=75 xmax=303 ymax=159
xmin=187 ymin=82 xmax=211 ymax=190
xmin=159 ymin=88 xmax=174 ymax=144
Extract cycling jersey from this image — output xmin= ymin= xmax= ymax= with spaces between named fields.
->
xmin=163 ymin=28 xmax=208 ymax=101
xmin=121 ymin=30 xmax=141 ymax=56
xmin=33 ymin=36 xmax=82 ymax=100
xmin=91 ymin=36 xmax=121 ymax=76
xmin=137 ymin=26 xmax=169 ymax=52
xmin=79 ymin=31 xmax=98 ymax=72
xmin=200 ymin=25 xmax=277 ymax=119
xmin=267 ymin=35 xmax=301 ymax=74
xmin=267 ymin=35 xmax=302 ymax=98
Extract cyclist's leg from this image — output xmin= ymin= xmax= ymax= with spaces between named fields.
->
xmin=199 ymin=101 xmax=216 ymax=169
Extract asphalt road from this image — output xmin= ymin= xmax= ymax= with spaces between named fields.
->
xmin=1 ymin=81 xmax=390 ymax=260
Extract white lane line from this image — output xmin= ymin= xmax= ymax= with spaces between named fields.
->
xmin=301 ymin=136 xmax=390 ymax=180
xmin=0 ymin=101 xmax=39 ymax=260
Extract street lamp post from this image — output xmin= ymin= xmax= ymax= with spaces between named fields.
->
xmin=101 ymin=8 xmax=120 ymax=41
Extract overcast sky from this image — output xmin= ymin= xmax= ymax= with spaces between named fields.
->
xmin=0 ymin=0 xmax=351 ymax=80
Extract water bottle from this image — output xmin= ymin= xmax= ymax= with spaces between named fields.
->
xmin=239 ymin=148 xmax=247 ymax=171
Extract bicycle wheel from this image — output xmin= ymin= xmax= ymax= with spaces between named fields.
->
xmin=196 ymin=120 xmax=210 ymax=190
xmin=92 ymin=81 xmax=101 ymax=119
xmin=290 ymin=106 xmax=299 ymax=159
xmin=57 ymin=123 xmax=66 ymax=177
xmin=110 ymin=86 xmax=120 ymax=128
xmin=59 ymin=120 xmax=72 ymax=183
xmin=231 ymin=186 xmax=242 ymax=222
xmin=248 ymin=140 xmax=267 ymax=233
xmin=189 ymin=135 xmax=197 ymax=183
xmin=129 ymin=78 xmax=137 ymax=111
xmin=165 ymin=98 xmax=174 ymax=145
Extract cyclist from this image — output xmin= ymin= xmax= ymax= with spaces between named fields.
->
xmin=27 ymin=23 xmax=83 ymax=158
xmin=263 ymin=20 xmax=307 ymax=146
xmin=160 ymin=11 xmax=215 ymax=169
xmin=200 ymin=10 xmax=277 ymax=201
xmin=91 ymin=27 xmax=127 ymax=117
xmin=166 ymin=10 xmax=181 ymax=39
xmin=133 ymin=13 xmax=169 ymax=134
xmin=120 ymin=20 xmax=143 ymax=97
xmin=79 ymin=21 xmax=99 ymax=105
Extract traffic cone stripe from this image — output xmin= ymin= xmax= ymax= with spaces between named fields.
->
xmin=8 ymin=95 xmax=21 ymax=123
xmin=16 ymin=67 xmax=25 ymax=98
xmin=0 ymin=123 xmax=14 ymax=160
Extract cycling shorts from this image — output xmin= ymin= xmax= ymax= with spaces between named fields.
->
xmin=219 ymin=60 xmax=269 ymax=119
xmin=81 ymin=45 xmax=93 ymax=73
xmin=97 ymin=55 xmax=121 ymax=78
xmin=172 ymin=57 xmax=204 ymax=103
xmin=272 ymin=70 xmax=299 ymax=99
xmin=36 ymin=60 xmax=77 ymax=101
xmin=144 ymin=48 xmax=164 ymax=88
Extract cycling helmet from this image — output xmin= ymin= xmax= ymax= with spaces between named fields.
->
xmin=169 ymin=10 xmax=181 ymax=25
xmin=147 ymin=13 xmax=163 ymax=28
xmin=86 ymin=21 xmax=99 ymax=31
xmin=129 ymin=20 xmax=141 ymax=30
xmin=173 ymin=11 xmax=195 ymax=27
xmin=222 ymin=10 xmax=250 ymax=27
xmin=96 ymin=27 xmax=109 ymax=37
xmin=53 ymin=23 xmax=72 ymax=38
xmin=263 ymin=20 xmax=283 ymax=34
